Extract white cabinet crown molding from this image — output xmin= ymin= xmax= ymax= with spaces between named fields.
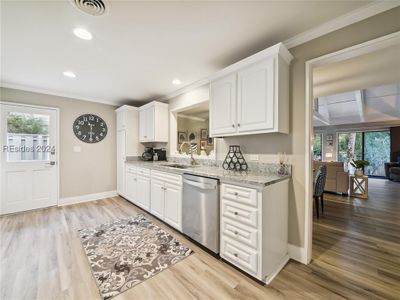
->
xmin=139 ymin=100 xmax=169 ymax=110
xmin=115 ymin=105 xmax=139 ymax=112
xmin=209 ymin=43 xmax=293 ymax=81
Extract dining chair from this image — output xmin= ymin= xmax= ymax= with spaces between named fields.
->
xmin=314 ymin=165 xmax=327 ymax=219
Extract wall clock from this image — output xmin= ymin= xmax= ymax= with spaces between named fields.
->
xmin=73 ymin=114 xmax=108 ymax=143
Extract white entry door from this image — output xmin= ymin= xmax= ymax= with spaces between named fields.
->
xmin=0 ymin=103 xmax=58 ymax=215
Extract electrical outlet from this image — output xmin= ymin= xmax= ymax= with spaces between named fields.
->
xmin=249 ymin=154 xmax=259 ymax=161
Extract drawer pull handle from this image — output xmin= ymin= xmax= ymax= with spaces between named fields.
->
xmin=234 ymin=212 xmax=238 ymax=216
xmin=234 ymin=253 xmax=238 ymax=257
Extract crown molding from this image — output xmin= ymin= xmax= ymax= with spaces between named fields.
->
xmin=155 ymin=77 xmax=210 ymax=102
xmin=157 ymin=1 xmax=399 ymax=102
xmin=283 ymin=1 xmax=400 ymax=49
xmin=0 ymin=82 xmax=118 ymax=106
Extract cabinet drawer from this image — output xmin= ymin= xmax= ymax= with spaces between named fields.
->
xmin=221 ymin=217 xmax=258 ymax=249
xmin=137 ymin=167 xmax=150 ymax=177
xmin=126 ymin=166 xmax=137 ymax=174
xmin=221 ymin=236 xmax=258 ymax=276
xmin=222 ymin=200 xmax=258 ymax=228
xmin=151 ymin=170 xmax=182 ymax=187
xmin=221 ymin=184 xmax=257 ymax=207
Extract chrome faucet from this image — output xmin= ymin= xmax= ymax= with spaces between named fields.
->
xmin=180 ymin=141 xmax=199 ymax=166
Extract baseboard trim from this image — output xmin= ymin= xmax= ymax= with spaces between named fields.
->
xmin=288 ymin=243 xmax=308 ymax=264
xmin=59 ymin=190 xmax=117 ymax=206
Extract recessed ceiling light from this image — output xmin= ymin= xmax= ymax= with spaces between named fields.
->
xmin=73 ymin=27 xmax=93 ymax=40
xmin=172 ymin=79 xmax=182 ymax=85
xmin=63 ymin=71 xmax=76 ymax=78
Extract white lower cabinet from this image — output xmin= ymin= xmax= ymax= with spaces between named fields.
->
xmin=220 ymin=180 xmax=289 ymax=283
xmin=164 ymin=183 xmax=182 ymax=230
xmin=136 ymin=174 xmax=150 ymax=211
xmin=150 ymin=178 xmax=165 ymax=219
xmin=125 ymin=167 xmax=137 ymax=202
xmin=150 ymin=170 xmax=182 ymax=231
xmin=124 ymin=166 xmax=150 ymax=211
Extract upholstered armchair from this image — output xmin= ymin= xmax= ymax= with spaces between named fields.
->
xmin=385 ymin=162 xmax=400 ymax=181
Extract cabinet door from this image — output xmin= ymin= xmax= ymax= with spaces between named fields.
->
xmin=145 ymin=107 xmax=155 ymax=141
xmin=136 ymin=176 xmax=150 ymax=211
xmin=210 ymin=73 xmax=237 ymax=136
xmin=237 ymin=58 xmax=274 ymax=133
xmin=164 ymin=183 xmax=182 ymax=230
xmin=125 ymin=172 xmax=137 ymax=204
xmin=116 ymin=110 xmax=126 ymax=131
xmin=139 ymin=109 xmax=147 ymax=141
xmin=150 ymin=179 xmax=165 ymax=219
xmin=116 ymin=130 xmax=126 ymax=195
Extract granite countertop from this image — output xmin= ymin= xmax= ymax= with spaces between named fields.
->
xmin=125 ymin=160 xmax=290 ymax=190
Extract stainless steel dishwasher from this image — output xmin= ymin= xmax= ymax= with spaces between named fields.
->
xmin=182 ymin=174 xmax=219 ymax=254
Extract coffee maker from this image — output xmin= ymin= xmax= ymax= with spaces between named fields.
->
xmin=141 ymin=147 xmax=154 ymax=161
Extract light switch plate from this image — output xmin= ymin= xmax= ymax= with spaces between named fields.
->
xmin=73 ymin=146 xmax=81 ymax=153
xmin=249 ymin=154 xmax=259 ymax=161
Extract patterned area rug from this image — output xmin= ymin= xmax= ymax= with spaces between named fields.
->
xmin=78 ymin=214 xmax=192 ymax=299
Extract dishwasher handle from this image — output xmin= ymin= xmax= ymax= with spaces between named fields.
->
xmin=183 ymin=179 xmax=216 ymax=190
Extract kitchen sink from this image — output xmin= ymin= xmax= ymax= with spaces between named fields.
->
xmin=161 ymin=163 xmax=197 ymax=169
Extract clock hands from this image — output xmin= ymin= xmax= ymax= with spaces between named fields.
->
xmin=88 ymin=123 xmax=94 ymax=141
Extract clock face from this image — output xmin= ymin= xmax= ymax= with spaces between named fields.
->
xmin=73 ymin=114 xmax=108 ymax=143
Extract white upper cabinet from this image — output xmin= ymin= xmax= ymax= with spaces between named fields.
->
xmin=237 ymin=59 xmax=274 ymax=133
xmin=210 ymin=73 xmax=237 ymax=135
xmin=209 ymin=43 xmax=292 ymax=137
xmin=139 ymin=101 xmax=169 ymax=143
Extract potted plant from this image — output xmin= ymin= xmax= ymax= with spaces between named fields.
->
xmin=350 ymin=159 xmax=369 ymax=177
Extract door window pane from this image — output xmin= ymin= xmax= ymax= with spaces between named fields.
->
xmin=313 ymin=133 xmax=322 ymax=161
xmin=6 ymin=112 xmax=50 ymax=161
xmin=364 ymin=131 xmax=390 ymax=177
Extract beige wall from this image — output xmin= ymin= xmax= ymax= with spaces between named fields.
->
xmin=0 ymin=87 xmax=117 ymax=199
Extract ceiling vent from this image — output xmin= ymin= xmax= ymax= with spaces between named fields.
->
xmin=71 ymin=0 xmax=106 ymax=16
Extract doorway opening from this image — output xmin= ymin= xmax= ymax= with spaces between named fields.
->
xmin=304 ymin=31 xmax=400 ymax=263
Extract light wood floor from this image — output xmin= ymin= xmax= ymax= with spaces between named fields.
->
xmin=1 ymin=179 xmax=399 ymax=300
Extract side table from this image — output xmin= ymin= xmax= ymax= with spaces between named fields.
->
xmin=350 ymin=175 xmax=368 ymax=199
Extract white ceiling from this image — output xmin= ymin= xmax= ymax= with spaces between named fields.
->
xmin=1 ymin=0 xmax=373 ymax=106
xmin=313 ymin=83 xmax=400 ymax=127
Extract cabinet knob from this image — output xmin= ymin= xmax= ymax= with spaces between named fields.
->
xmin=234 ymin=192 xmax=238 ymax=196
xmin=234 ymin=253 xmax=238 ymax=257
xmin=237 ymin=123 xmax=240 ymax=127
xmin=234 ymin=231 xmax=238 ymax=235
xmin=234 ymin=212 xmax=238 ymax=216
xmin=232 ymin=124 xmax=235 ymax=128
